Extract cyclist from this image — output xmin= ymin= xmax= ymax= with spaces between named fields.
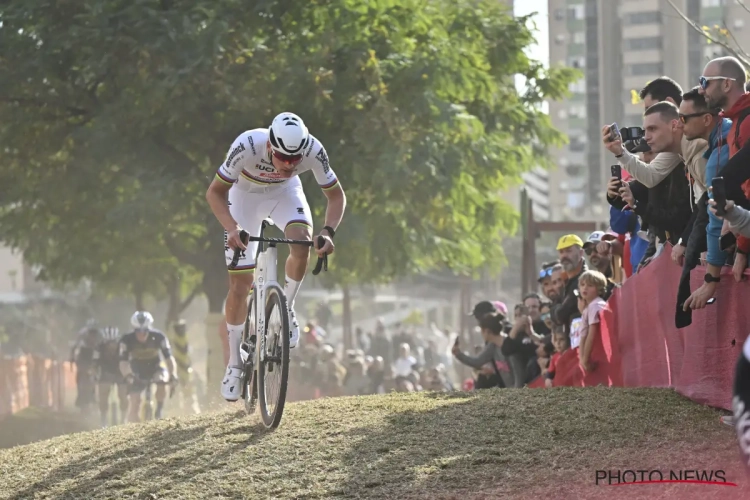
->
xmin=70 ymin=319 xmax=101 ymax=411
xmin=93 ymin=326 xmax=128 ymax=427
xmin=205 ymin=112 xmax=346 ymax=402
xmin=119 ymin=311 xmax=178 ymax=422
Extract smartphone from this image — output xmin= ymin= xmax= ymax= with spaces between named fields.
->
xmin=609 ymin=122 xmax=621 ymax=142
xmin=611 ymin=164 xmax=622 ymax=181
xmin=712 ymin=176 xmax=727 ymax=216
xmin=573 ymin=289 xmax=580 ymax=298
xmin=707 ymin=298 xmax=716 ymax=305
xmin=720 ymin=232 xmax=737 ymax=252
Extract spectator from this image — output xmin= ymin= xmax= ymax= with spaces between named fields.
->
xmin=452 ymin=312 xmax=516 ymax=388
xmin=603 ymin=77 xmax=707 ymax=195
xmin=522 ymin=292 xmax=550 ymax=335
xmin=343 ymin=358 xmax=370 ymax=396
xmin=544 ymin=326 xmax=570 ymax=388
xmin=699 ymin=56 xmax=750 ymax=283
xmin=618 ymin=102 xmax=693 ymax=250
xmin=551 ymin=234 xmax=588 ymax=336
xmin=392 ymin=343 xmax=418 ymax=391
xmin=502 ymin=304 xmax=545 ymax=386
xmin=712 ymin=200 xmax=750 ymax=237
xmin=576 ymin=271 xmax=609 ymax=374
xmin=607 ymin=172 xmax=651 ymax=274
xmin=368 ymin=320 xmax=392 ymax=367
xmin=676 ymin=87 xmax=732 ymax=319
xmin=582 ymin=231 xmax=618 ymax=298
xmin=367 ymin=356 xmax=386 ymax=394
xmin=538 ymin=262 xmax=564 ymax=303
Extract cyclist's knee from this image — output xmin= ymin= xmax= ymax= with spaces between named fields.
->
xmin=228 ymin=273 xmax=253 ymax=297
xmin=285 ymin=225 xmax=312 ymax=258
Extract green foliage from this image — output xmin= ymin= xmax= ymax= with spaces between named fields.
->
xmin=0 ymin=0 xmax=577 ymax=304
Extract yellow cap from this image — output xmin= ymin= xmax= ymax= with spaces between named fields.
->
xmin=556 ymin=234 xmax=584 ymax=250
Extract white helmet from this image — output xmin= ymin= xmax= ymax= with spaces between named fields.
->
xmin=101 ymin=326 xmax=120 ymax=341
xmin=131 ymin=311 xmax=154 ymax=330
xmin=268 ymin=112 xmax=310 ymax=157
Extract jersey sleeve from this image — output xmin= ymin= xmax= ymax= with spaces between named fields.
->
xmin=215 ymin=132 xmax=255 ymax=185
xmin=310 ymin=141 xmax=339 ymax=191
xmin=158 ymin=333 xmax=173 ymax=358
xmin=118 ymin=337 xmax=130 ymax=361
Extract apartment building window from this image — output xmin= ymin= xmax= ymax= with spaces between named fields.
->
xmin=569 ymin=56 xmax=585 ymax=69
xmin=569 ymin=78 xmax=586 ymax=93
xmin=573 ymin=32 xmax=585 ymax=44
xmin=701 ymin=0 xmax=724 ymax=6
xmin=554 ymin=8 xmax=565 ymax=21
xmin=555 ymin=34 xmax=566 ymax=45
xmin=704 ymin=45 xmax=725 ymax=59
xmin=625 ymin=12 xmax=662 ymax=25
xmin=569 ymin=137 xmax=587 ymax=152
xmin=569 ymin=105 xmax=587 ymax=119
xmin=735 ymin=19 xmax=745 ymax=30
xmin=624 ymin=37 xmax=662 ymax=50
xmin=629 ymin=62 xmax=664 ymax=76
xmin=567 ymin=4 xmax=585 ymax=21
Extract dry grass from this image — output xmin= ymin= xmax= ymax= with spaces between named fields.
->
xmin=0 ymin=388 xmax=746 ymax=499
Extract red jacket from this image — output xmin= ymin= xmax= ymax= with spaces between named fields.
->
xmin=722 ymin=94 xmax=750 ymax=253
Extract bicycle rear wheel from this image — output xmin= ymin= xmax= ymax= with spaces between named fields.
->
xmin=257 ymin=284 xmax=290 ymax=429
xmin=242 ymin=290 xmax=258 ymax=415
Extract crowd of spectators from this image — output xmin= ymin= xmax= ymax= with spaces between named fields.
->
xmin=289 ymin=56 xmax=750 ymax=405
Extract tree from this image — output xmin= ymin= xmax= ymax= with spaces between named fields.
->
xmin=666 ymin=0 xmax=750 ymax=69
xmin=0 ymin=0 xmax=578 ymax=312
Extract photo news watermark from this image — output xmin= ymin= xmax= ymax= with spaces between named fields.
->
xmin=595 ymin=469 xmax=737 ymax=487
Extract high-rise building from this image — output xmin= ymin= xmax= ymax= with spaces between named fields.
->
xmin=546 ymin=0 xmax=749 ymax=222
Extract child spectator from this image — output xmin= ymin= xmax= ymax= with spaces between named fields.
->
xmin=544 ymin=326 xmax=570 ymax=388
xmin=577 ymin=270 xmax=609 ymax=373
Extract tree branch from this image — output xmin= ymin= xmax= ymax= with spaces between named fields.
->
xmin=722 ymin=20 xmax=750 ymax=59
xmin=736 ymin=0 xmax=750 ymax=16
xmin=665 ymin=0 xmax=750 ymax=68
xmin=164 ymin=233 xmax=206 ymax=271
xmin=179 ymin=284 xmax=202 ymax=312
xmin=0 ymin=97 xmax=88 ymax=117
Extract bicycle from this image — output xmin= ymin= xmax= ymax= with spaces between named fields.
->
xmin=229 ymin=218 xmax=328 ymax=429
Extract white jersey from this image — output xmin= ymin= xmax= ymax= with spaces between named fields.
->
xmin=214 ymin=128 xmax=338 ymax=193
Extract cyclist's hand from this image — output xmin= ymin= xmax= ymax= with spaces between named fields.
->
xmin=227 ymin=228 xmax=247 ymax=251
xmin=169 ymin=374 xmax=179 ymax=386
xmin=314 ymin=234 xmax=334 ymax=257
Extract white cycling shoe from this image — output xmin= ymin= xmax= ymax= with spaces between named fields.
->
xmin=289 ymin=308 xmax=300 ymax=349
xmin=221 ymin=366 xmax=243 ymax=402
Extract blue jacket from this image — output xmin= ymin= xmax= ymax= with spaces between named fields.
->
xmin=609 ymin=206 xmax=648 ymax=272
xmin=705 ymin=118 xmax=732 ymax=267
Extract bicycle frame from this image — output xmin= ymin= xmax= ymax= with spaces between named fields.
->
xmin=253 ymin=228 xmax=280 ymax=363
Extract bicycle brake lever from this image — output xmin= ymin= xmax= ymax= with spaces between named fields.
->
xmin=312 ymin=235 xmax=328 ymax=275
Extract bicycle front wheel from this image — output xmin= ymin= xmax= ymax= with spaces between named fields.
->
xmin=242 ymin=290 xmax=258 ymax=415
xmin=256 ymin=284 xmax=290 ymax=429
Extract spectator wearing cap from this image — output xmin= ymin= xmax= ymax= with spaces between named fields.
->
xmin=452 ymin=312 xmax=518 ymax=388
xmin=551 ymin=234 xmax=588 ymax=337
xmin=538 ymin=262 xmax=565 ymax=304
xmin=583 ymin=231 xmax=618 ymax=299
xmin=469 ymin=301 xmax=497 ymax=322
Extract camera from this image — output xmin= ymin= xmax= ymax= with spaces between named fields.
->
xmin=625 ymin=138 xmax=651 ymax=154
xmin=619 ymin=126 xmax=644 ymax=142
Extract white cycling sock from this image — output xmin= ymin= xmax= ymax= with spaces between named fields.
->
xmin=284 ymin=275 xmax=302 ymax=310
xmin=226 ymin=323 xmax=244 ymax=367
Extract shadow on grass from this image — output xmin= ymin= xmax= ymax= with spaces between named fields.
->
xmin=332 ymin=388 xmax=738 ymax=499
xmin=7 ymin=410 xmax=270 ymax=500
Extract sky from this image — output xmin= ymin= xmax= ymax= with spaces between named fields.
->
xmin=513 ymin=0 xmax=550 ymax=108
xmin=514 ymin=0 xmax=549 ymax=67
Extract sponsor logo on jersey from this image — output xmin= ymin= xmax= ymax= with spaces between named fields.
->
xmin=226 ymin=142 xmax=246 ymax=168
xmin=248 ymin=135 xmax=256 ymax=155
xmin=316 ymin=148 xmax=330 ymax=174
xmin=305 ymin=138 xmax=315 ymax=157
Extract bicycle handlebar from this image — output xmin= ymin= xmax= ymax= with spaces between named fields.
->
xmin=229 ymin=230 xmax=329 ymax=275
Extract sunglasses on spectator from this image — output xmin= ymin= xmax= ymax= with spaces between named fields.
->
xmin=699 ymin=76 xmax=736 ymax=89
xmin=679 ymin=111 xmax=713 ymax=123
xmin=584 ymin=245 xmax=598 ymax=256
xmin=538 ymin=268 xmax=554 ymax=280
xmin=271 ymin=149 xmax=303 ymax=165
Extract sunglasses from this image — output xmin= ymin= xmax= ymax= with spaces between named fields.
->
xmin=679 ymin=112 xmax=711 ymax=123
xmin=538 ymin=268 xmax=554 ymax=280
xmin=699 ymin=76 xmax=736 ymax=90
xmin=584 ymin=245 xmax=597 ymax=256
xmin=271 ymin=149 xmax=303 ymax=165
